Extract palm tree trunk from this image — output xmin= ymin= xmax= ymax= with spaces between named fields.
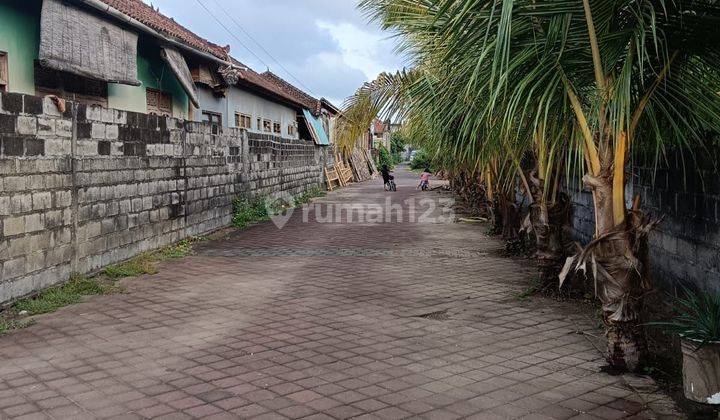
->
xmin=498 ymin=193 xmax=521 ymax=242
xmin=523 ymin=169 xmax=570 ymax=287
xmin=581 ymin=172 xmax=655 ymax=372
xmin=530 ymin=194 xmax=570 ymax=287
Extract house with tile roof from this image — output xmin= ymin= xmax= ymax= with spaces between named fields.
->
xmin=1 ymin=0 xmax=232 ymax=119
xmin=259 ymin=71 xmax=340 ymax=145
xmin=189 ymin=60 xmax=312 ymax=141
xmin=0 ymin=0 xmax=331 ymax=144
xmin=371 ymin=119 xmax=390 ymax=150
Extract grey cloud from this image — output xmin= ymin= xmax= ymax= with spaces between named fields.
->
xmin=146 ymin=0 xmax=402 ymax=103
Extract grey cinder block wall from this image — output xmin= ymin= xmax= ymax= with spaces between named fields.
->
xmin=0 ymin=92 xmax=325 ymax=304
xmin=566 ymin=151 xmax=720 ymax=294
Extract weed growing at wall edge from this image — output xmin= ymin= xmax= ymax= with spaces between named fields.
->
xmin=232 ymin=197 xmax=271 ymax=228
xmin=14 ymin=274 xmax=123 ymax=316
xmin=0 ymin=274 xmax=122 ymax=335
xmin=0 ymin=236 xmax=206 ymax=335
xmin=103 ymin=236 xmax=206 ymax=279
xmin=0 ymin=274 xmax=123 ymax=335
xmin=232 ymin=188 xmax=327 ymax=229
xmin=0 ymin=318 xmax=35 ymax=334
xmin=104 ymin=254 xmax=158 ymax=279
xmin=295 ymin=187 xmax=327 ymax=205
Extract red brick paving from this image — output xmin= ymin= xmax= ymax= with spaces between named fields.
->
xmin=0 ymin=167 xmax=681 ymax=419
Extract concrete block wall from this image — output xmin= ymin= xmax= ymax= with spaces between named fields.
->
xmin=634 ymin=151 xmax=720 ymax=293
xmin=0 ymin=93 xmax=75 ymax=302
xmin=0 ymin=92 xmax=324 ymax=304
xmin=566 ymin=150 xmax=720 ymax=294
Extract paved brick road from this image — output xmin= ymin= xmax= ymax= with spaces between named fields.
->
xmin=0 ymin=167 xmax=680 ymax=419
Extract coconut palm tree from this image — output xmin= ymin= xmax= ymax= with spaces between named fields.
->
xmin=347 ymin=0 xmax=720 ymax=370
xmin=338 ymin=4 xmax=577 ymax=279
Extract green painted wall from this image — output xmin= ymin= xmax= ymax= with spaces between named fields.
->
xmin=109 ymin=41 xmax=189 ymax=119
xmin=0 ymin=2 xmax=188 ymax=118
xmin=0 ymin=0 xmax=41 ymax=95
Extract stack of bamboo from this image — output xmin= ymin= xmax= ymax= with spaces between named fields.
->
xmin=349 ymin=148 xmax=376 ymax=182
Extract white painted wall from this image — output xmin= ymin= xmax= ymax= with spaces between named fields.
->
xmin=192 ymin=87 xmax=227 ymax=123
xmin=192 ymin=85 xmax=299 ymax=139
xmin=227 ymin=86 xmax=298 ymax=139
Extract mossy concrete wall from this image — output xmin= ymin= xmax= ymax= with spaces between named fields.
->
xmin=566 ymin=152 xmax=720 ymax=294
xmin=0 ymin=91 xmax=325 ymax=304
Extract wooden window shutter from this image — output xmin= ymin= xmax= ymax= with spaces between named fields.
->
xmin=146 ymin=88 xmax=172 ymax=117
xmin=0 ymin=52 xmax=8 ymax=91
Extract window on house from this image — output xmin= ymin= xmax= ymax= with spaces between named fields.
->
xmin=273 ymin=122 xmax=281 ymax=134
xmin=0 ymin=52 xmax=8 ymax=92
xmin=287 ymin=123 xmax=297 ymax=136
xmin=235 ymin=113 xmax=252 ymax=129
xmin=34 ymin=62 xmax=108 ymax=107
xmin=257 ymin=118 xmax=262 ymax=130
xmin=146 ymin=88 xmax=172 ymax=117
xmin=263 ymin=119 xmax=272 ymax=133
xmin=202 ymin=111 xmax=222 ymax=126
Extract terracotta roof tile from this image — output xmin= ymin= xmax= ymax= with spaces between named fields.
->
xmin=228 ymin=59 xmax=306 ymax=108
xmin=261 ymin=71 xmax=321 ymax=114
xmin=93 ymin=0 xmax=324 ymax=111
xmin=373 ymin=119 xmax=385 ymax=134
xmin=97 ymin=0 xmax=229 ymax=59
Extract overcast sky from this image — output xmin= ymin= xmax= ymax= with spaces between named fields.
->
xmin=143 ymin=0 xmax=406 ymax=106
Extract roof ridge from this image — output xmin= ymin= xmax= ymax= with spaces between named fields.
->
xmin=261 ymin=71 xmax=318 ymax=101
xmin=260 ymin=71 xmax=320 ymax=113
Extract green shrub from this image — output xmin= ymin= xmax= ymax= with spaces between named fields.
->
xmin=232 ymin=196 xmax=270 ymax=228
xmin=390 ymin=132 xmax=406 ymax=164
xmin=410 ymin=149 xmax=434 ymax=171
xmin=233 ymin=189 xmax=326 ymax=229
xmin=653 ymin=287 xmax=720 ymax=348
xmin=376 ymin=145 xmax=394 ymax=169
xmin=295 ymin=187 xmax=327 ymax=205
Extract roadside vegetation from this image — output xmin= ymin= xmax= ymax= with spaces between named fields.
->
xmin=103 ymin=236 xmax=205 ymax=279
xmin=390 ymin=132 xmax=406 ymax=165
xmin=375 ymin=145 xmax=394 ymax=169
xmin=15 ymin=274 xmax=122 ymax=316
xmin=232 ymin=196 xmax=272 ymax=228
xmin=0 ymin=236 xmax=206 ymax=335
xmin=232 ymin=188 xmax=326 ymax=228
xmin=295 ymin=187 xmax=327 ymax=205
xmin=409 ymin=149 xmax=433 ymax=172
xmin=0 ymin=273 xmax=120 ymax=334
xmin=336 ymin=0 xmax=720 ymax=375
xmin=376 ymin=132 xmax=409 ymax=170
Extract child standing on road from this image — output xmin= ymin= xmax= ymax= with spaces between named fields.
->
xmin=418 ymin=168 xmax=432 ymax=190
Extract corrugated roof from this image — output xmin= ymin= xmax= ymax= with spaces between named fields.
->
xmin=96 ymin=0 xmax=230 ymax=59
xmin=303 ymin=109 xmax=330 ymax=146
